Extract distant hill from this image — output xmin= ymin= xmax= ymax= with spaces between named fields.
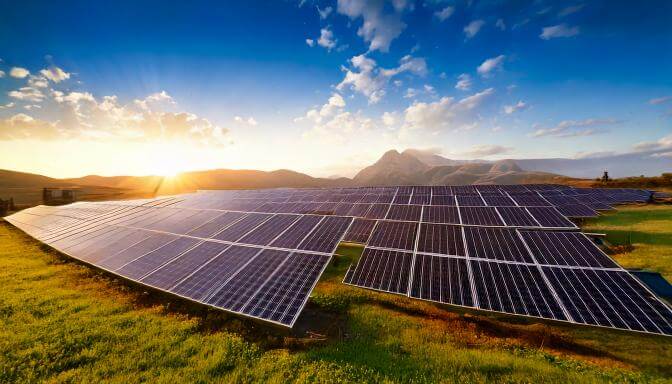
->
xmin=352 ymin=150 xmax=568 ymax=186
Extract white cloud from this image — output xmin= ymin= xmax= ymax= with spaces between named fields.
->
xmin=0 ymin=113 xmax=61 ymax=140
xmin=337 ymin=0 xmax=407 ymax=52
xmin=495 ymin=19 xmax=506 ymax=31
xmin=380 ymin=55 xmax=428 ymax=77
xmin=648 ymin=96 xmax=671 ymax=105
xmin=337 ymin=54 xmax=427 ymax=104
xmin=0 ymin=70 xmax=4 ymax=78
xmin=434 ymin=6 xmax=454 ymax=22
xmin=477 ymin=55 xmax=505 ymax=77
xmin=8 ymin=87 xmax=45 ymax=102
xmin=9 ymin=67 xmax=30 ymax=78
xmin=503 ymin=100 xmax=528 ymax=114
xmin=0 ymin=102 xmax=15 ymax=109
xmin=382 ymin=111 xmax=397 ymax=126
xmin=133 ymin=91 xmax=175 ymax=110
xmin=28 ymin=76 xmax=49 ymax=88
xmin=317 ymin=5 xmax=333 ymax=19
xmin=306 ymin=38 xmax=315 ymax=47
xmin=540 ymin=24 xmax=580 ymax=39
xmin=558 ymin=4 xmax=584 ymax=17
xmin=39 ymin=66 xmax=71 ymax=83
xmin=402 ymin=88 xmax=495 ymax=132
xmin=633 ymin=134 xmax=672 ymax=152
xmin=531 ymin=118 xmax=620 ymax=138
xmin=317 ymin=27 xmax=337 ymax=50
xmin=1 ymin=90 xmax=228 ymax=144
xmin=234 ymin=116 xmax=258 ymax=126
xmin=404 ymin=88 xmax=419 ymax=99
xmin=459 ymin=144 xmax=512 ymax=157
xmin=295 ymin=93 xmax=347 ymax=124
xmin=464 ymin=20 xmax=485 ymax=39
xmin=455 ymin=73 xmax=472 ymax=91
xmin=651 ymin=151 xmax=672 ymax=158
xmin=297 ymin=93 xmax=376 ymax=145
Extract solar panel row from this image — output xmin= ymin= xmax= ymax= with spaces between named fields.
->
xmin=5 ymin=202 xmax=353 ymax=327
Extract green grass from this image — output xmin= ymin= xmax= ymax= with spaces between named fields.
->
xmin=1 ymin=220 xmax=672 ymax=383
xmin=583 ymin=204 xmax=672 ymax=281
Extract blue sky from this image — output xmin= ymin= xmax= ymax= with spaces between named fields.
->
xmin=0 ymin=0 xmax=670 ymax=177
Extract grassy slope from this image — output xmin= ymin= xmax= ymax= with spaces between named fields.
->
xmin=583 ymin=204 xmax=672 ymax=281
xmin=1 ymin=216 xmax=671 ymax=382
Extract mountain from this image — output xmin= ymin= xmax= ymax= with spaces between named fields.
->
xmin=515 ymin=151 xmax=670 ymax=179
xmin=352 ymin=150 xmax=567 ymax=186
xmin=353 ymin=150 xmax=431 ymax=185
xmin=401 ymin=149 xmax=670 ymax=179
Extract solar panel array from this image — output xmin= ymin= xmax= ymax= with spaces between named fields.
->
xmin=5 ymin=184 xmax=663 ymax=334
xmin=338 ymin=187 xmax=671 ymax=336
xmin=5 ymin=198 xmax=353 ymax=327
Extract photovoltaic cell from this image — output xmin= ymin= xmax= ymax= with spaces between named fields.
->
xmin=342 ymin=218 xmax=376 ymax=243
xmin=542 ymin=267 xmax=672 ymax=334
xmin=116 ymin=237 xmax=201 ymax=279
xmin=187 ymin=211 xmax=246 ymax=238
xmin=463 ymin=227 xmax=534 ymax=263
xmin=409 ymin=254 xmax=473 ymax=306
xmin=297 ymin=216 xmax=352 ymax=252
xmin=421 ymin=206 xmax=460 ymax=224
xmin=343 ymin=248 xmax=413 ymax=294
xmin=555 ymin=204 xmax=598 ymax=218
xmin=456 ymin=195 xmax=485 ymax=207
xmin=470 ymin=260 xmax=567 ymax=320
xmin=459 ymin=207 xmax=504 ymax=226
xmin=482 ymin=195 xmax=516 ymax=207
xmin=416 ymin=224 xmax=465 ymax=256
xmin=430 ymin=195 xmax=456 ymax=206
xmin=520 ymin=230 xmax=618 ymax=268
xmin=526 ymin=207 xmax=576 ymax=228
xmin=496 ymin=206 xmax=539 ymax=227
xmin=170 ymin=245 xmax=260 ymax=301
xmin=243 ymin=252 xmax=332 ymax=325
xmin=141 ymin=241 xmax=230 ymax=290
xmin=205 ymin=249 xmax=289 ymax=312
xmin=270 ymin=215 xmax=322 ymax=249
xmin=367 ymin=220 xmax=419 ymax=251
xmin=386 ymin=204 xmax=422 ymax=221
xmin=238 ymin=214 xmax=300 ymax=246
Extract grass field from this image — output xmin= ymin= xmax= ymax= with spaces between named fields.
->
xmin=1 ymin=206 xmax=672 ymax=383
xmin=583 ymin=204 xmax=672 ymax=281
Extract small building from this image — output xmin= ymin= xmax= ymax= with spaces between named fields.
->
xmin=0 ymin=198 xmax=15 ymax=216
xmin=43 ymin=188 xmax=78 ymax=205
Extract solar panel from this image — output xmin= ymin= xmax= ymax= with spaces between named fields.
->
xmin=482 ymin=195 xmax=516 ymax=206
xmin=421 ymin=205 xmax=460 ymax=224
xmin=416 ymin=224 xmax=465 ymax=256
xmin=459 ymin=207 xmax=504 ymax=226
xmin=342 ymin=218 xmax=376 ymax=243
xmin=7 ymin=183 xmax=668 ymax=333
xmin=542 ymin=267 xmax=672 ymax=334
xmin=555 ymin=204 xmax=599 ymax=218
xmin=526 ymin=207 xmax=577 ymax=229
xmin=409 ymin=254 xmax=473 ymax=306
xmin=386 ymin=204 xmax=422 ymax=221
xmin=519 ymin=230 xmax=618 ymax=268
xmin=456 ymin=195 xmax=486 ymax=207
xmin=496 ymin=206 xmax=539 ymax=227
xmin=463 ymin=227 xmax=534 ymax=263
xmin=343 ymin=248 xmax=413 ymax=294
xmin=470 ymin=260 xmax=567 ymax=320
xmin=367 ymin=220 xmax=419 ymax=251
